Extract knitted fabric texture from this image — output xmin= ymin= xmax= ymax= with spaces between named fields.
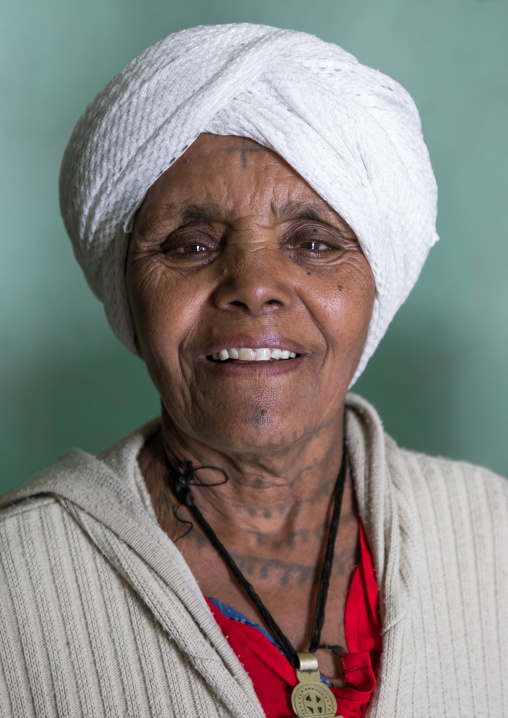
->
xmin=59 ymin=23 xmax=439 ymax=384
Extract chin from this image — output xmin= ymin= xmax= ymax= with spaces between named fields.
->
xmin=197 ymin=415 xmax=289 ymax=454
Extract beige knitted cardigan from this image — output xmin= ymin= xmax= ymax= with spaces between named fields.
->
xmin=1 ymin=394 xmax=507 ymax=717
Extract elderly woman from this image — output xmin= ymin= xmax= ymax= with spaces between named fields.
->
xmin=1 ymin=23 xmax=507 ymax=718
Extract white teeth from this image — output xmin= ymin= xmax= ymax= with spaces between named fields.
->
xmin=210 ymin=347 xmax=299 ymax=362
xmin=238 ymin=348 xmax=256 ymax=361
xmin=255 ymin=348 xmax=271 ymax=361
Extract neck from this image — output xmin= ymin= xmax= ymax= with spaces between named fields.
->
xmin=139 ymin=403 xmax=351 ymax=553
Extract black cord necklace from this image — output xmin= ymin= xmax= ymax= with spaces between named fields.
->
xmin=166 ymin=445 xmax=348 ymax=718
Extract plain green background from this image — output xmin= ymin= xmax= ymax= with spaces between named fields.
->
xmin=1 ymin=0 xmax=507 ymax=493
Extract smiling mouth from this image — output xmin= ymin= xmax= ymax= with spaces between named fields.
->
xmin=207 ymin=347 xmax=300 ymax=362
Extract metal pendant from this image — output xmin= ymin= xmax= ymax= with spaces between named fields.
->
xmin=291 ymin=652 xmax=342 ymax=717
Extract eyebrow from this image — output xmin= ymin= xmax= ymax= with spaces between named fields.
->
xmin=180 ymin=203 xmax=223 ymax=224
xmin=139 ymin=202 xmax=222 ymax=235
xmin=140 ymin=199 xmax=356 ymax=238
xmin=270 ymin=200 xmax=355 ymax=236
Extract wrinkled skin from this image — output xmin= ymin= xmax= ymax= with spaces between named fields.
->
xmin=126 ymin=134 xmax=376 ymax=682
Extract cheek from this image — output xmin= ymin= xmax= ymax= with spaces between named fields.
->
xmin=313 ymin=258 xmax=375 ymax=355
xmin=127 ymin=261 xmax=204 ymax=370
xmin=343 ymin=261 xmax=376 ymax=328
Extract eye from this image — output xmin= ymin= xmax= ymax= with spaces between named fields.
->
xmin=283 ymin=221 xmax=358 ymax=265
xmin=161 ymin=228 xmax=220 ymax=263
xmin=298 ymin=239 xmax=332 ymax=252
xmin=287 ymin=227 xmax=342 ymax=255
xmin=172 ymin=243 xmax=209 ymax=255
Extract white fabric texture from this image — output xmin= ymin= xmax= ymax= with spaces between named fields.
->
xmin=59 ymin=24 xmax=438 ymax=384
xmin=1 ymin=395 xmax=508 ymax=717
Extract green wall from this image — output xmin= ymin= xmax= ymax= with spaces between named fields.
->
xmin=1 ymin=0 xmax=507 ymax=492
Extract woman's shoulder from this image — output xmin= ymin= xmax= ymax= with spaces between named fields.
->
xmin=0 ymin=417 xmax=160 ymax=533
xmin=0 ymin=448 xmax=91 ymax=533
xmin=346 ymin=393 xmax=508 ymax=550
xmin=384 ymin=434 xmax=508 ymax=567
xmin=386 ymin=432 xmax=508 ymax=501
xmin=0 ymin=420 xmax=165 ymax=633
xmin=346 ymin=390 xmax=508 ymax=497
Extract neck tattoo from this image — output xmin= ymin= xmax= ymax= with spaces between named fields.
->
xmin=165 ymin=447 xmax=348 ymax=718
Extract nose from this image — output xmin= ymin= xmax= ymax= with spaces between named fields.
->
xmin=212 ymin=242 xmax=293 ymax=316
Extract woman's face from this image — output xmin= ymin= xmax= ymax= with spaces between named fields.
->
xmin=126 ymin=134 xmax=375 ymax=455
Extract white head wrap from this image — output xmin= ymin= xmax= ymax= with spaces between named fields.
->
xmin=60 ymin=23 xmax=438 ymax=384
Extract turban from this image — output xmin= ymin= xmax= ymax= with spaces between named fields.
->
xmin=60 ymin=23 xmax=438 ymax=385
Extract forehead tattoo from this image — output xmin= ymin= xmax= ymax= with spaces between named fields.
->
xmin=225 ymin=138 xmax=262 ymax=169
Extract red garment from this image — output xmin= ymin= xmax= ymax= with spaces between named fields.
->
xmin=206 ymin=522 xmax=381 ymax=718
